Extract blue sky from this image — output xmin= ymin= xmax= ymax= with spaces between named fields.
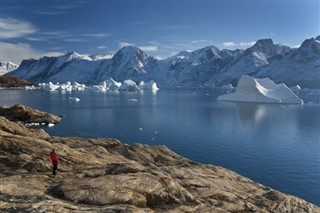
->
xmin=1 ymin=0 xmax=319 ymax=64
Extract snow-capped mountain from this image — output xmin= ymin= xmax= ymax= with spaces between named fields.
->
xmin=212 ymin=39 xmax=292 ymax=86
xmin=0 ymin=61 xmax=19 ymax=76
xmin=7 ymin=36 xmax=320 ymax=88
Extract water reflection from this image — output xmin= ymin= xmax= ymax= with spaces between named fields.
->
xmin=235 ymin=103 xmax=271 ymax=124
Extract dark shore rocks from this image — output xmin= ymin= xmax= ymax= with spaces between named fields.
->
xmin=0 ymin=76 xmax=34 ymax=88
xmin=0 ymin=104 xmax=61 ymax=125
xmin=0 ymin=108 xmax=319 ymax=212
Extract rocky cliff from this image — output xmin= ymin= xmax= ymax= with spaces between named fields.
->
xmin=0 ymin=106 xmax=319 ymax=212
xmin=0 ymin=76 xmax=34 ymax=88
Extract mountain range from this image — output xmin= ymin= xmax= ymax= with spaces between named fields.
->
xmin=6 ymin=36 xmax=320 ymax=88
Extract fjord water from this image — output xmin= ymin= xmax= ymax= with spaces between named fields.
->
xmin=1 ymin=89 xmax=319 ymax=205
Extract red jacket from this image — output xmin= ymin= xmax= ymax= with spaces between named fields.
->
xmin=50 ymin=152 xmax=59 ymax=166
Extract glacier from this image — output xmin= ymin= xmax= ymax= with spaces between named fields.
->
xmin=217 ymin=75 xmax=304 ymax=104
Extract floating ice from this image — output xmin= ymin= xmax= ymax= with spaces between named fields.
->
xmin=42 ymin=82 xmax=60 ymax=91
xmin=139 ymin=128 xmax=143 ymax=131
xmin=69 ymin=97 xmax=80 ymax=102
xmin=119 ymin=80 xmax=140 ymax=91
xmin=138 ymin=80 xmax=159 ymax=91
xmin=129 ymin=99 xmax=138 ymax=102
xmin=48 ymin=123 xmax=55 ymax=127
xmin=218 ymin=75 xmax=303 ymax=104
xmin=105 ymin=78 xmax=122 ymax=91
xmin=221 ymin=84 xmax=234 ymax=90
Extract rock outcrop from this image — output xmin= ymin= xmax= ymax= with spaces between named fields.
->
xmin=0 ymin=76 xmax=34 ymax=88
xmin=0 ymin=104 xmax=61 ymax=125
xmin=0 ymin=108 xmax=319 ymax=212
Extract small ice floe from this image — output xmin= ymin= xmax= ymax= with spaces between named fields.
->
xmin=221 ymin=84 xmax=234 ymax=90
xmin=24 ymin=85 xmax=38 ymax=90
xmin=139 ymin=128 xmax=143 ymax=131
xmin=129 ymin=99 xmax=138 ymax=102
xmin=69 ymin=97 xmax=80 ymax=102
xmin=152 ymin=137 xmax=155 ymax=141
xmin=154 ymin=131 xmax=158 ymax=134
xmin=48 ymin=123 xmax=55 ymax=127
xmin=25 ymin=123 xmax=41 ymax=127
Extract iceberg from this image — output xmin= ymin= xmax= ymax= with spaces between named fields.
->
xmin=104 ymin=78 xmax=122 ymax=91
xmin=217 ymin=75 xmax=303 ymax=104
xmin=118 ymin=80 xmax=140 ymax=91
xmin=138 ymin=80 xmax=159 ymax=91
xmin=59 ymin=82 xmax=73 ymax=91
xmin=72 ymin=82 xmax=86 ymax=91
xmin=69 ymin=97 xmax=80 ymax=102
xmin=42 ymin=82 xmax=60 ymax=91
xmin=90 ymin=78 xmax=121 ymax=92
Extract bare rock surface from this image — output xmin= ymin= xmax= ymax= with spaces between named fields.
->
xmin=0 ymin=104 xmax=61 ymax=125
xmin=0 ymin=111 xmax=319 ymax=212
xmin=0 ymin=76 xmax=33 ymax=88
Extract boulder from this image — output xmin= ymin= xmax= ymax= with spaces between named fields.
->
xmin=0 ymin=104 xmax=61 ymax=124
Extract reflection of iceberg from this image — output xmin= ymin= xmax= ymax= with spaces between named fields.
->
xmin=234 ymin=103 xmax=269 ymax=124
xmin=218 ymin=75 xmax=303 ymax=104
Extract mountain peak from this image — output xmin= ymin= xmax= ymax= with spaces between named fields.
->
xmin=113 ymin=46 xmax=148 ymax=62
xmin=254 ymin=39 xmax=274 ymax=47
xmin=118 ymin=46 xmax=141 ymax=53
xmin=298 ymin=36 xmax=320 ymax=58
xmin=63 ymin=51 xmax=92 ymax=62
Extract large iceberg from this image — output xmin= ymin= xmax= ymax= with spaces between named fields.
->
xmin=217 ymin=75 xmax=303 ymax=104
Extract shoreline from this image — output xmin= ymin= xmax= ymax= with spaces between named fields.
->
xmin=0 ymin=105 xmax=319 ymax=212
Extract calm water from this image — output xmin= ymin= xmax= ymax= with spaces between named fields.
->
xmin=1 ymin=88 xmax=319 ymax=206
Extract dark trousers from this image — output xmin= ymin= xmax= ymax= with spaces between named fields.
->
xmin=52 ymin=165 xmax=58 ymax=175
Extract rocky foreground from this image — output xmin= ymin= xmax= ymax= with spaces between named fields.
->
xmin=0 ymin=106 xmax=319 ymax=212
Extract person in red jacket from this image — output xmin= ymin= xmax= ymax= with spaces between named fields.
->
xmin=50 ymin=149 xmax=59 ymax=175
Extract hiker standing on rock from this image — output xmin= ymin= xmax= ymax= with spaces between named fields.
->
xmin=50 ymin=149 xmax=59 ymax=175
